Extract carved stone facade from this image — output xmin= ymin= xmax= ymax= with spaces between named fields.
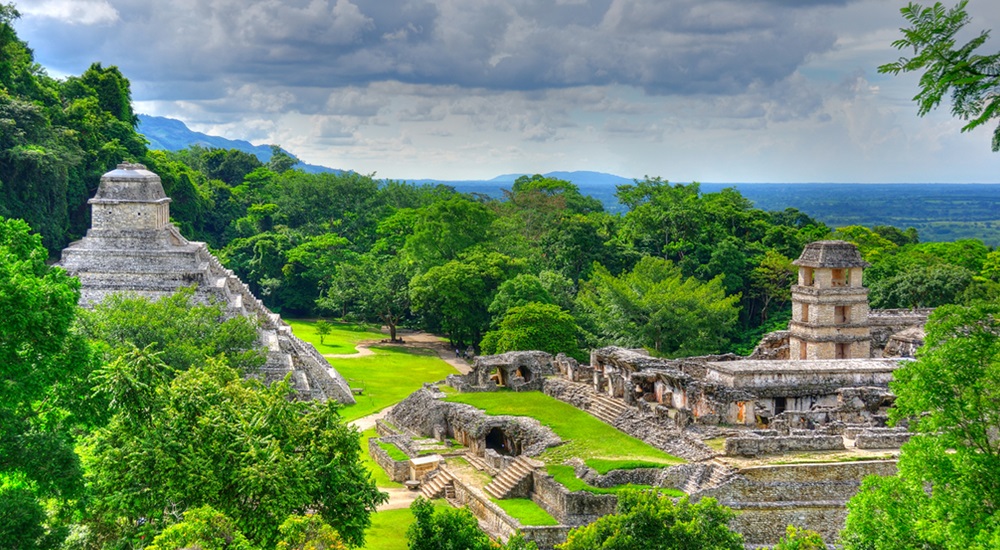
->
xmin=58 ymin=163 xmax=355 ymax=404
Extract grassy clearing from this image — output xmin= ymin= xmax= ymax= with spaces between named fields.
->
xmin=286 ymin=319 xmax=385 ymax=355
xmin=334 ymin=346 xmax=459 ymax=422
xmin=491 ymin=498 xmax=559 ymax=526
xmin=361 ymin=500 xmax=451 ymax=550
xmin=359 ymin=428 xmax=402 ymax=489
xmin=704 ymin=437 xmax=727 ymax=453
xmin=443 ymin=391 xmax=684 ymax=466
xmin=378 ymin=441 xmax=409 ymax=462
xmin=585 ymin=458 xmax=667 ymax=475
xmin=547 ymin=465 xmax=685 ymax=497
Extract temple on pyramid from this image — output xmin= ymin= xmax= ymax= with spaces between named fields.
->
xmin=59 ymin=163 xmax=355 ymax=404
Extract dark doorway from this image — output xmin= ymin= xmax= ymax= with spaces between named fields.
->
xmin=515 ymin=366 xmax=533 ymax=382
xmin=774 ymin=397 xmax=787 ymax=416
xmin=485 ymin=427 xmax=513 ymax=456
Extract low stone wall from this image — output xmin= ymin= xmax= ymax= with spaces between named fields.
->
xmin=724 ymin=435 xmax=844 ymax=457
xmin=520 ymin=526 xmax=573 ymax=550
xmin=855 ymin=431 xmax=911 ymax=449
xmin=451 ymin=478 xmax=520 ymax=539
xmin=531 ymin=473 xmax=617 ymax=527
xmin=367 ymin=437 xmax=411 ymax=483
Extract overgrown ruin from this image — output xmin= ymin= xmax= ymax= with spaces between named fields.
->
xmin=380 ymin=240 xmax=928 ymax=548
xmin=58 ymin=163 xmax=355 ymax=403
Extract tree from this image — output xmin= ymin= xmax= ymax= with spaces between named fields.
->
xmin=275 ymin=514 xmax=348 ymax=550
xmin=0 ymin=217 xmax=93 ymax=549
xmin=82 ymin=358 xmax=386 ymax=548
xmin=402 ymin=196 xmax=496 ymax=272
xmin=146 ymin=506 xmax=255 ymax=550
xmin=406 ymin=497 xmax=537 ymax=550
xmin=480 ymin=302 xmax=584 ymax=361
xmin=774 ymin=525 xmax=826 ymax=550
xmin=841 ymin=303 xmax=1000 ymax=549
xmin=576 ymin=257 xmax=740 ymax=356
xmin=880 ymin=1 xmax=1000 ymax=151
xmin=314 ymin=319 xmax=332 ymax=345
xmin=557 ymin=491 xmax=743 ymax=550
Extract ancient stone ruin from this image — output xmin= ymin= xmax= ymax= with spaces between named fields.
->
xmin=375 ymin=239 xmax=928 ymax=548
xmin=58 ymin=163 xmax=355 ymax=404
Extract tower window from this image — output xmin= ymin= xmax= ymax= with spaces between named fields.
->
xmin=832 ymin=268 xmax=847 ymax=287
xmin=835 ymin=305 xmax=851 ymax=324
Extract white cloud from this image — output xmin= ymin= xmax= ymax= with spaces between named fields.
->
xmin=19 ymin=0 xmax=119 ymax=25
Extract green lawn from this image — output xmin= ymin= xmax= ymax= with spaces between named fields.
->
xmin=334 ymin=346 xmax=460 ymax=422
xmin=286 ymin=319 xmax=461 ymax=423
xmin=286 ymin=319 xmax=386 ymax=355
xmin=585 ymin=458 xmax=668 ymax=475
xmin=491 ymin=498 xmax=560 ymax=526
xmin=547 ymin=464 xmax=684 ymax=496
xmin=361 ymin=501 xmax=450 ymax=550
xmin=443 ymin=391 xmax=684 ymax=466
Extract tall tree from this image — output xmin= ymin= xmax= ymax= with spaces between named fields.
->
xmin=576 ymin=257 xmax=740 ymax=356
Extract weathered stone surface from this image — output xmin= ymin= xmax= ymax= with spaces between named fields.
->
xmin=387 ymin=387 xmax=561 ymax=457
xmin=368 ymin=437 xmax=411 ymax=482
xmin=724 ymin=435 xmax=845 ymax=457
xmin=855 ymin=431 xmax=911 ymax=449
xmin=695 ymin=460 xmax=898 ymax=546
xmin=58 ymin=163 xmax=354 ymax=403
xmin=449 ymin=351 xmax=555 ymax=392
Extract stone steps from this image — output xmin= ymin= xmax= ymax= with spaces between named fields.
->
xmin=420 ymin=470 xmax=456 ymax=500
xmin=684 ymin=460 xmax=736 ymax=495
xmin=587 ymin=394 xmax=632 ymax=425
xmin=464 ymin=453 xmax=494 ymax=475
xmin=483 ymin=456 xmax=541 ymax=500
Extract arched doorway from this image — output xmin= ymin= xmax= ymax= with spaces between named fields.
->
xmin=485 ymin=427 xmax=514 ymax=456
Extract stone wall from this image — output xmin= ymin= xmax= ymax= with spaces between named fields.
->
xmin=724 ymin=435 xmax=845 ymax=457
xmin=367 ymin=437 xmax=411 ymax=482
xmin=697 ymin=460 xmax=898 ymax=546
xmin=855 ymin=431 xmax=911 ymax=449
xmin=531 ymin=473 xmax=617 ymax=527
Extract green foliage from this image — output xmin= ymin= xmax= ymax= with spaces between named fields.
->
xmin=774 ymin=525 xmax=826 ymax=550
xmin=880 ymin=1 xmax=1000 ymax=151
xmin=78 ymin=287 xmax=264 ymax=375
xmin=275 ymin=514 xmax=348 ymax=550
xmin=557 ymin=491 xmax=743 ymax=550
xmin=146 ymin=506 xmax=255 ymax=550
xmin=842 ymin=303 xmax=1000 ymax=549
xmin=0 ymin=217 xmax=91 ymax=548
xmin=406 ymin=497 xmax=538 ymax=550
xmin=314 ymin=319 xmax=332 ymax=344
xmin=82 ymin=358 xmax=386 ymax=548
xmin=481 ymin=302 xmax=583 ymax=361
xmin=584 ymin=459 xmax=668 ymax=475
xmin=406 ymin=497 xmax=496 ymax=550
xmin=546 ymin=465 xmax=658 ymax=495
xmin=576 ymin=257 xmax=740 ymax=356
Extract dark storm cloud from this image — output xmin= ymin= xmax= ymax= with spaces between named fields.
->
xmin=18 ymin=0 xmax=850 ymax=101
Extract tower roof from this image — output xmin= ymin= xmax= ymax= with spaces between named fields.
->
xmin=792 ymin=240 xmax=870 ymax=268
xmin=90 ymin=163 xmax=170 ymax=203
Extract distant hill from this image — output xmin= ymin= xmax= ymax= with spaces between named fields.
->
xmin=137 ymin=114 xmax=340 ymax=174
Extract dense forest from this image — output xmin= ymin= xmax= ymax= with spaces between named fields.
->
xmin=5 ymin=2 xmax=1000 ymax=548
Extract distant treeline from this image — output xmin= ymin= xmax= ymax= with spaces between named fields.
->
xmin=4 ymin=8 xmax=1000 ymax=359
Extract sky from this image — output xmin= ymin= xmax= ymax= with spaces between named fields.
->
xmin=12 ymin=0 xmax=1000 ymax=182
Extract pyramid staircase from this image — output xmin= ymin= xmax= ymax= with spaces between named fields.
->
xmin=464 ymin=453 xmax=495 ymax=475
xmin=483 ymin=456 xmax=543 ymax=500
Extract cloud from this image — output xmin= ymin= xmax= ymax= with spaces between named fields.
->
xmin=18 ymin=0 xmax=119 ymax=25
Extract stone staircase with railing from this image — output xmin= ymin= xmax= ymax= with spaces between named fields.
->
xmin=483 ymin=456 xmax=543 ymax=500
xmin=420 ymin=470 xmax=457 ymax=500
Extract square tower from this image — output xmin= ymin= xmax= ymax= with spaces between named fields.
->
xmin=788 ymin=240 xmax=871 ymax=360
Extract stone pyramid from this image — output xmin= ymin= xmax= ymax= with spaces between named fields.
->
xmin=58 ymin=163 xmax=355 ymax=404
